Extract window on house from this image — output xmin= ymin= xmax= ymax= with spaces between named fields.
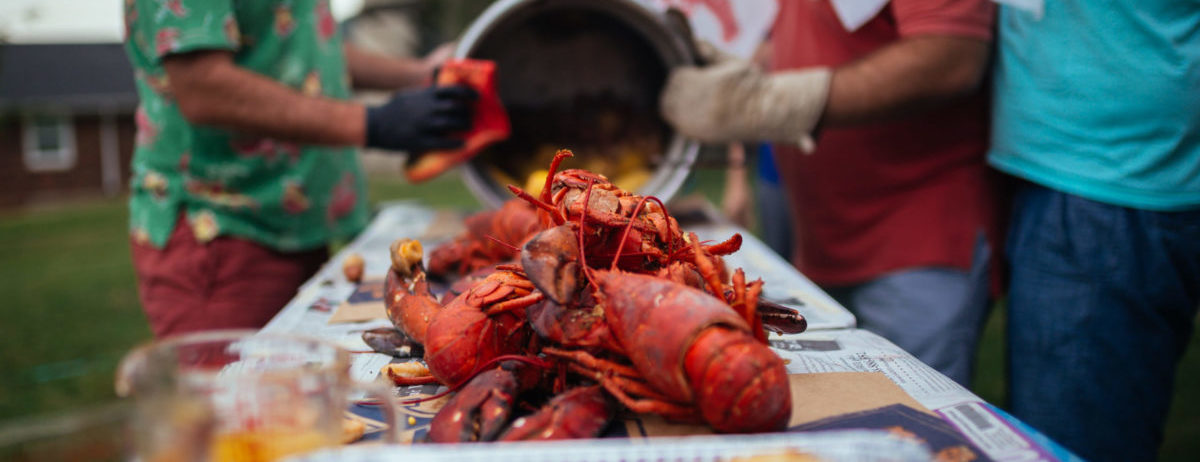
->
xmin=22 ymin=114 xmax=77 ymax=172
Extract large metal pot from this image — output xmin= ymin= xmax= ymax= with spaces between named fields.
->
xmin=454 ymin=0 xmax=699 ymax=208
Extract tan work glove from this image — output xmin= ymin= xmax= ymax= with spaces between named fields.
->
xmin=661 ymin=42 xmax=832 ymax=151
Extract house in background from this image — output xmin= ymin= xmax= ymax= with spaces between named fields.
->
xmin=0 ymin=42 xmax=138 ymax=208
xmin=0 ymin=0 xmax=380 ymax=209
xmin=0 ymin=0 xmax=142 ymax=208
xmin=0 ymin=0 xmax=489 ymax=208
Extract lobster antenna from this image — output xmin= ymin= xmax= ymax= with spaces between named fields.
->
xmin=542 ymin=149 xmax=573 ymax=204
xmin=610 ymin=195 xmax=652 ymax=271
xmin=645 ymin=196 xmax=677 ymax=255
xmin=577 ymin=179 xmax=600 ymax=288
xmin=507 ymin=185 xmax=565 ymax=225
xmin=485 ymin=235 xmax=520 ymax=253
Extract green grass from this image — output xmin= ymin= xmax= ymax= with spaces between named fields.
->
xmin=366 ymin=168 xmax=485 ymax=211
xmin=0 ymin=200 xmax=149 ymax=420
xmin=1 ymin=169 xmax=1198 ymax=460
xmin=0 ymin=172 xmax=479 ymax=421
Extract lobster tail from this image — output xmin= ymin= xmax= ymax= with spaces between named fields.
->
xmin=684 ymin=328 xmax=791 ymax=432
xmin=593 ymin=270 xmax=792 ymax=432
xmin=594 ymin=271 xmax=749 ymax=402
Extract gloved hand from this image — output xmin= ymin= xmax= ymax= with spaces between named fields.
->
xmin=660 ymin=42 xmax=831 ymax=151
xmin=365 ymin=85 xmax=477 ymax=153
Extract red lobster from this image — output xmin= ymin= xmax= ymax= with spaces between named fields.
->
xmin=506 ymin=153 xmax=794 ymax=432
xmin=381 ymin=149 xmax=803 ymax=442
xmin=427 ymin=199 xmax=540 ymax=279
xmin=384 ymin=240 xmax=541 ymax=387
xmin=522 ymin=225 xmax=793 ymax=433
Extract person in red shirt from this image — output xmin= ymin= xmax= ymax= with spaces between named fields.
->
xmin=661 ymin=0 xmax=999 ymax=386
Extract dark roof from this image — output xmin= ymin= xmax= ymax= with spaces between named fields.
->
xmin=0 ymin=43 xmax=138 ymax=112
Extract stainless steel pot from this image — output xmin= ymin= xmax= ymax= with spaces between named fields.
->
xmin=454 ymin=0 xmax=699 ymax=208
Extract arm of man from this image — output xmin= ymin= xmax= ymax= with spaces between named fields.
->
xmin=823 ymin=35 xmax=989 ymax=126
xmin=343 ymin=43 xmax=453 ymax=90
xmin=661 ymin=0 xmax=994 ymax=146
xmin=166 ymin=50 xmax=476 ymax=155
xmin=164 ymin=50 xmax=366 ymax=146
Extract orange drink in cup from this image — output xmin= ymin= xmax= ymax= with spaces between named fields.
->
xmin=117 ymin=330 xmax=400 ymax=462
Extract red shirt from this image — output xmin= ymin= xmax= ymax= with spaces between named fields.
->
xmin=771 ymin=0 xmax=998 ymax=286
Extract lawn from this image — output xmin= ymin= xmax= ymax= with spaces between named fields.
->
xmin=1 ymin=169 xmax=1198 ymax=460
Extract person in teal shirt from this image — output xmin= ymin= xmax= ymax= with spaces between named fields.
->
xmin=990 ymin=2 xmax=1200 ymax=460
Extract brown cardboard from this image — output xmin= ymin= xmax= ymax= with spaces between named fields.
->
xmin=786 ymin=372 xmax=933 ymax=424
xmin=625 ymin=372 xmax=931 ymax=438
xmin=328 ymin=278 xmax=388 ymax=324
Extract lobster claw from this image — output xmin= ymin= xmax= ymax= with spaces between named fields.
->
xmin=758 ymin=300 xmax=808 ymax=335
xmin=521 ymin=225 xmax=582 ymax=305
xmin=498 ymin=385 xmax=614 ymax=441
xmin=427 ymin=361 xmax=533 ymax=443
xmin=361 ymin=327 xmax=424 ymax=358
xmin=384 ymin=266 xmax=441 ymax=345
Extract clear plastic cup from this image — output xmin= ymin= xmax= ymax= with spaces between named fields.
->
xmin=116 ymin=330 xmax=399 ymax=462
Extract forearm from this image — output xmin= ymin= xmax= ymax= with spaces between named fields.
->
xmin=822 ymin=35 xmax=990 ymax=126
xmin=344 ymin=44 xmax=433 ymax=90
xmin=165 ymin=51 xmax=365 ymax=146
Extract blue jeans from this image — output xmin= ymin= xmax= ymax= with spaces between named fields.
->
xmin=826 ymin=234 xmax=992 ymax=386
xmin=1006 ymin=182 xmax=1200 ymax=462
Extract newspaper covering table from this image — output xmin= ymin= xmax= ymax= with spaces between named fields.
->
xmin=291 ymin=430 xmax=934 ymax=462
xmin=263 ymin=202 xmax=1079 ymax=462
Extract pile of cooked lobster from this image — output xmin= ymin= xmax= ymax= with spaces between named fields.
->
xmin=370 ymin=149 xmax=807 ymax=442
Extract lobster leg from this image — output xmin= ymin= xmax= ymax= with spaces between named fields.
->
xmin=598 ymin=379 xmax=698 ymax=421
xmin=543 ymin=347 xmax=640 ymax=379
xmin=497 ymin=386 xmax=614 ymax=441
xmin=547 ymin=349 xmax=697 ymax=421
xmin=727 ymin=270 xmax=768 ymax=344
xmin=565 ymin=364 xmax=678 ymax=405
xmin=486 ymin=292 xmax=545 ymax=315
xmin=690 ymin=234 xmax=727 ymax=299
xmin=702 ymin=233 xmax=743 ymax=256
xmin=745 ymin=276 xmax=766 ymax=342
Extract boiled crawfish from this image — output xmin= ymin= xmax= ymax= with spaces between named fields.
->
xmin=383 ymin=238 xmax=541 ymax=387
xmin=427 ymin=198 xmax=540 ymax=279
xmin=379 ymin=149 xmax=804 ymax=442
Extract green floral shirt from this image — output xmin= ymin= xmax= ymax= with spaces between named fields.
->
xmin=124 ymin=0 xmax=367 ymax=251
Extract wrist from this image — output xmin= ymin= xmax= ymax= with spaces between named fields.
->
xmin=360 ymin=104 xmax=377 ymax=148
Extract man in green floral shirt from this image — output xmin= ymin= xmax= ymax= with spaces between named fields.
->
xmin=124 ymin=0 xmax=474 ymax=337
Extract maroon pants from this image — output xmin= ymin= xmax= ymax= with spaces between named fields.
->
xmin=130 ymin=217 xmax=328 ymax=338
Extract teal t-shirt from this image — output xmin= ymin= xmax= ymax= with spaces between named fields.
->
xmin=988 ymin=1 xmax=1200 ymax=211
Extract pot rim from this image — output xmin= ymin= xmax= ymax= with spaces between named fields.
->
xmin=454 ymin=0 xmax=700 ymax=209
